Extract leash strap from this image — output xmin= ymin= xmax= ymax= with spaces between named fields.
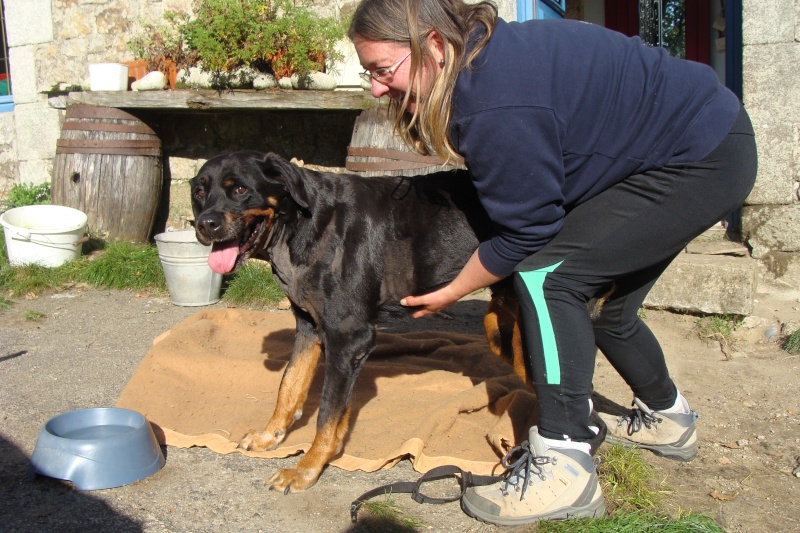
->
xmin=350 ymin=465 xmax=501 ymax=523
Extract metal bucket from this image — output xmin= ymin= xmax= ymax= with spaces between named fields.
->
xmin=154 ymin=229 xmax=222 ymax=306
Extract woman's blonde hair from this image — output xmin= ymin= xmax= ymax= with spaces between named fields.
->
xmin=348 ymin=0 xmax=497 ymax=163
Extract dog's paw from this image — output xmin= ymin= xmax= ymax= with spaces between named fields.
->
xmin=268 ymin=467 xmax=321 ymax=494
xmin=238 ymin=429 xmax=284 ymax=452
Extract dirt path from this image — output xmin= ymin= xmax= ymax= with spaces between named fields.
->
xmin=1 ymin=281 xmax=799 ymax=532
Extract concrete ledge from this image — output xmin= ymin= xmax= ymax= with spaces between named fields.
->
xmin=645 ymin=253 xmax=758 ymax=315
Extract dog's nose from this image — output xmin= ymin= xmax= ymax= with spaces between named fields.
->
xmin=197 ymin=213 xmax=224 ymax=236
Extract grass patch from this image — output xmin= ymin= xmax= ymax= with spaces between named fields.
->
xmin=597 ymin=445 xmax=663 ymax=513
xmin=1 ymin=227 xmax=285 ymax=308
xmin=222 ymin=260 xmax=286 ymax=308
xmin=80 ymin=241 xmax=166 ymax=291
xmin=535 ymin=511 xmax=725 ymax=532
xmin=783 ymin=328 xmax=800 ymax=355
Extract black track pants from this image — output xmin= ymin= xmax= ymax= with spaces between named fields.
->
xmin=512 ymin=106 xmax=758 ymax=442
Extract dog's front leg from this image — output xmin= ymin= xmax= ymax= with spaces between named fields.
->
xmin=240 ymin=315 xmax=322 ymax=452
xmin=268 ymin=324 xmax=374 ymax=493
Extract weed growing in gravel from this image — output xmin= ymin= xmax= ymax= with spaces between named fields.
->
xmin=355 ymin=497 xmax=424 ymax=531
xmin=23 ymin=310 xmax=46 ymax=321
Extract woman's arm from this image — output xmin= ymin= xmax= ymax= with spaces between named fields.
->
xmin=400 ymin=249 xmax=504 ymax=318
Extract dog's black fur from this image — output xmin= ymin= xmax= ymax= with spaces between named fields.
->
xmin=190 ymin=151 xmax=495 ymax=492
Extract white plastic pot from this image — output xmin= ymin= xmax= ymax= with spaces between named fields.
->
xmin=89 ymin=63 xmax=129 ymax=91
xmin=155 ymin=229 xmax=223 ymax=307
xmin=0 ymin=205 xmax=87 ymax=267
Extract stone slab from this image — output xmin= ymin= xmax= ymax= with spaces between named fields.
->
xmin=645 ymin=253 xmax=758 ymax=315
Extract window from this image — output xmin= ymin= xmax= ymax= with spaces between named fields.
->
xmin=0 ymin=0 xmax=13 ymax=112
xmin=517 ymin=0 xmax=566 ymax=21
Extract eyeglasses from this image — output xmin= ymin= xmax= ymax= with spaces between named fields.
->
xmin=359 ymin=51 xmax=411 ymax=84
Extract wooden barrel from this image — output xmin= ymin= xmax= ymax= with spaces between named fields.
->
xmin=346 ymin=107 xmax=464 ymax=177
xmin=52 ymin=105 xmax=163 ymax=242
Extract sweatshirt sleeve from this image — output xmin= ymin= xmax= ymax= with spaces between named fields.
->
xmin=451 ymin=106 xmax=567 ymax=278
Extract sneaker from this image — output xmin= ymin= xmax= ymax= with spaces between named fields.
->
xmin=461 ymin=427 xmax=605 ymax=525
xmin=599 ymin=395 xmax=699 ymax=462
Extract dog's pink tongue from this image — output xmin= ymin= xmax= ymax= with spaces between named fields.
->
xmin=208 ymin=240 xmax=239 ymax=274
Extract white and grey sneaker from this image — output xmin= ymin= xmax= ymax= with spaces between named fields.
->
xmin=461 ymin=427 xmax=605 ymax=526
xmin=599 ymin=394 xmax=698 ymax=462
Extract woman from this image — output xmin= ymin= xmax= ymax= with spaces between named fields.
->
xmin=349 ymin=0 xmax=757 ymax=525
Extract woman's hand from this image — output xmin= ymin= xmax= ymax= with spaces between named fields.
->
xmin=400 ymin=249 xmax=504 ymax=319
xmin=401 ymin=285 xmax=461 ymax=318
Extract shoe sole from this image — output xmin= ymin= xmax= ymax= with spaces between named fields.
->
xmin=603 ymin=426 xmax=697 ymax=462
xmin=461 ymin=483 xmax=606 ymax=526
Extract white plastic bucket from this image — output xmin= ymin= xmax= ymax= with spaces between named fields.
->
xmin=0 ymin=205 xmax=88 ymax=267
xmin=154 ymin=229 xmax=223 ymax=307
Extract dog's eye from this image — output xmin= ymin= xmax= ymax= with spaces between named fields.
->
xmin=194 ymin=189 xmax=206 ymax=200
xmin=233 ymin=186 xmax=248 ymax=196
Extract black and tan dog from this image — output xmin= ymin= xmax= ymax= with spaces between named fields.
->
xmin=190 ymin=150 xmax=520 ymax=492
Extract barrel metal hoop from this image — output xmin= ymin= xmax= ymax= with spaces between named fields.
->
xmin=61 ymin=121 xmax=157 ymax=135
xmin=346 ymin=146 xmax=446 ymax=165
xmin=65 ymin=104 xmax=149 ymax=123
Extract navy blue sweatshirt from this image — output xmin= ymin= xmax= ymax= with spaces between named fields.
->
xmin=449 ymin=18 xmax=741 ymax=278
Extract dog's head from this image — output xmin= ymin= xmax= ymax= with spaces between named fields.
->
xmin=189 ymin=151 xmax=312 ymax=274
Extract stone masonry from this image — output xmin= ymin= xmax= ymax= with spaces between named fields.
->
xmin=0 ymin=0 xmax=796 ymax=313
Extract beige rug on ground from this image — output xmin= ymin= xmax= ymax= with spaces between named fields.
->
xmin=117 ymin=309 xmax=537 ymax=475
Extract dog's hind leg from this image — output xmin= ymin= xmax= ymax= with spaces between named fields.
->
xmin=486 ymin=281 xmax=531 ymax=387
xmin=268 ymin=322 xmax=374 ymax=493
xmin=240 ymin=314 xmax=322 ymax=453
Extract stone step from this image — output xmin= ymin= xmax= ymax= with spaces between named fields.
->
xmin=645 ymin=252 xmax=758 ymax=315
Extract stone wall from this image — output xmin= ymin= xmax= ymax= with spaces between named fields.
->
xmin=741 ymin=0 xmax=800 ymax=286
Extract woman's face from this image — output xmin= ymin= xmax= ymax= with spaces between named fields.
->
xmin=353 ymin=34 xmax=443 ymax=114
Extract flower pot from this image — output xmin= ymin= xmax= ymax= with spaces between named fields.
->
xmin=122 ymin=59 xmax=149 ymax=90
xmin=160 ymin=58 xmax=178 ymax=90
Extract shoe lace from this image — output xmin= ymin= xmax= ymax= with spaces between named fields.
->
xmin=617 ymin=397 xmax=663 ymax=436
xmin=499 ymin=441 xmax=553 ymax=500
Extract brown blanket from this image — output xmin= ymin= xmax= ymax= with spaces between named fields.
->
xmin=117 ymin=309 xmax=537 ymax=475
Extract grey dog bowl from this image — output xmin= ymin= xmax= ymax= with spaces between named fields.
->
xmin=29 ymin=407 xmax=165 ymax=490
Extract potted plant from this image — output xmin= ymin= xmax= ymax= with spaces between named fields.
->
xmin=181 ymin=0 xmax=345 ymax=82
xmin=127 ymin=12 xmax=199 ymax=89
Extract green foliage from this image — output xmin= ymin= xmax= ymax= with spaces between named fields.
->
xmin=182 ymin=0 xmax=345 ymax=77
xmin=222 ymin=260 xmax=285 ymax=307
xmin=2 ymin=182 xmax=51 ymax=210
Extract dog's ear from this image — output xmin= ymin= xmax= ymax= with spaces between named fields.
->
xmin=256 ymin=152 xmax=313 ymax=211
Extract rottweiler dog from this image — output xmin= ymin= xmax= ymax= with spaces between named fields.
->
xmin=190 ymin=151 xmax=513 ymax=492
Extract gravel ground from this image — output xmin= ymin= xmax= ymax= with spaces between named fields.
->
xmin=1 ymin=283 xmax=799 ymax=532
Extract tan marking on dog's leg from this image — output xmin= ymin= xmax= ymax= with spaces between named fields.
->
xmin=268 ymin=406 xmax=352 ymax=493
xmin=239 ymin=340 xmax=322 ymax=452
xmin=510 ymin=319 xmax=531 ymax=387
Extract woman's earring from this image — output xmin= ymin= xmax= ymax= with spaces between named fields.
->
xmin=438 ymin=58 xmax=445 ymax=67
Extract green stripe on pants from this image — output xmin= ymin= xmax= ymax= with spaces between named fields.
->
xmin=518 ymin=261 xmax=563 ymax=385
